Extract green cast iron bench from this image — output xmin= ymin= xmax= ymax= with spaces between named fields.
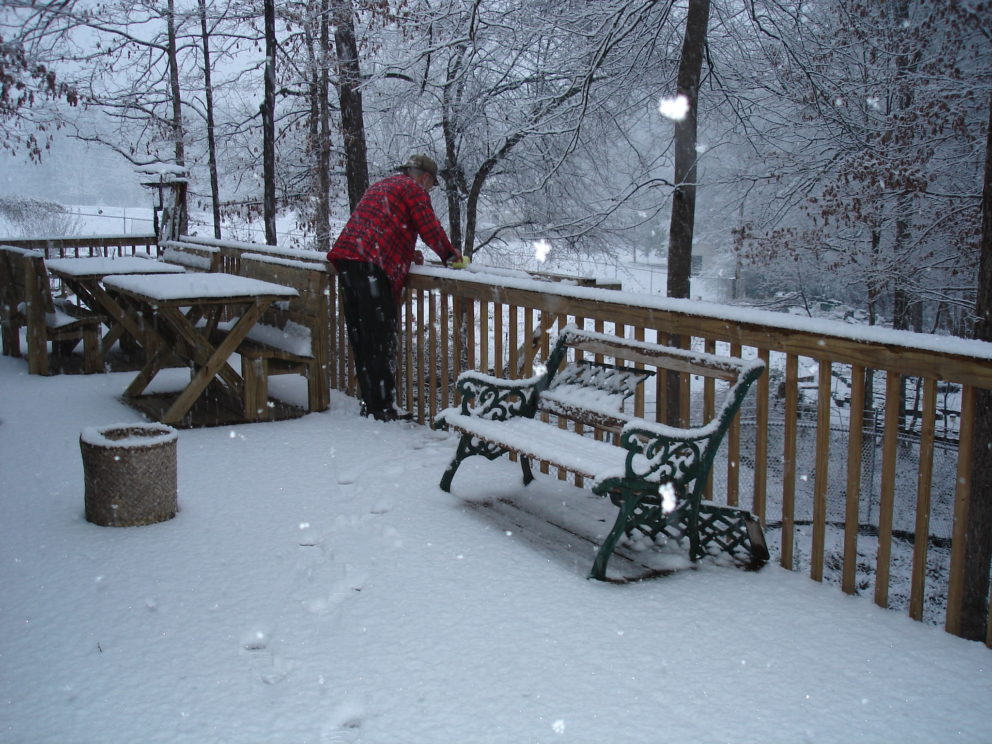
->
xmin=433 ymin=324 xmax=768 ymax=580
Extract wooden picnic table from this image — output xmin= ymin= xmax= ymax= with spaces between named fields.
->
xmin=46 ymin=256 xmax=186 ymax=357
xmin=102 ymin=272 xmax=299 ymax=427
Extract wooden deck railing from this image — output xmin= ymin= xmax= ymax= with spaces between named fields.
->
xmin=1 ymin=235 xmax=159 ymax=258
xmin=396 ymin=265 xmax=992 ymax=646
xmin=19 ymin=233 xmax=992 ymax=646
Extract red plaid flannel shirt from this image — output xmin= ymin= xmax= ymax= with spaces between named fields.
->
xmin=327 ymin=173 xmax=456 ymax=300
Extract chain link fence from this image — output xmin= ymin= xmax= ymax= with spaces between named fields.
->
xmin=707 ymin=405 xmax=958 ymax=625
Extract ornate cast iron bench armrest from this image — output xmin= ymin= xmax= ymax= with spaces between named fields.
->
xmin=584 ymin=416 xmax=767 ymax=579
xmin=616 ymin=419 xmax=720 ymax=485
xmin=436 ymin=371 xmax=544 ymax=424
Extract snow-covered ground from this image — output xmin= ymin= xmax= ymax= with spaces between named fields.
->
xmin=1 ymin=354 xmax=989 ymax=744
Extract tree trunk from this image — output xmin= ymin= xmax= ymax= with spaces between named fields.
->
xmin=314 ymin=0 xmax=331 ymax=253
xmin=890 ymin=0 xmax=919 ymax=431
xmin=666 ymin=0 xmax=709 ymax=301
xmin=333 ymin=0 xmax=369 ymax=213
xmin=165 ymin=0 xmax=188 ymax=236
xmin=442 ymin=52 xmax=467 ymax=254
xmin=960 ymin=91 xmax=992 ymax=642
xmin=262 ymin=0 xmax=277 ymax=245
xmin=664 ymin=0 xmax=709 ymax=423
xmin=443 ymin=156 xmax=464 ymax=256
xmin=198 ymin=0 xmax=221 ymax=239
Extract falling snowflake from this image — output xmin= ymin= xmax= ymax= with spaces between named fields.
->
xmin=660 ymin=481 xmax=677 ymax=513
xmin=658 ymin=94 xmax=690 ymax=121
xmin=533 ymin=239 xmax=551 ymax=263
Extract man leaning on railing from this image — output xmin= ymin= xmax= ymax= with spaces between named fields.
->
xmin=327 ymin=154 xmax=462 ymax=422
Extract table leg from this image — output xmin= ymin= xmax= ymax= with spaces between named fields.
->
xmin=160 ymin=300 xmax=270 ymax=424
xmin=89 ymin=283 xmax=145 ymax=355
xmin=123 ymin=305 xmax=171 ymax=397
xmin=158 ymin=305 xmax=244 ymax=390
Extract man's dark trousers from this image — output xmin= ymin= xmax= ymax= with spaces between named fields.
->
xmin=335 ymin=259 xmax=397 ymax=416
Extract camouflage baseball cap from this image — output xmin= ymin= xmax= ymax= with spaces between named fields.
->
xmin=397 ymin=154 xmax=438 ymax=179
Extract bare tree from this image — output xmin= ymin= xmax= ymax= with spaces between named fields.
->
xmin=262 ymin=0 xmax=277 ymax=244
xmin=313 ymin=0 xmax=333 ymax=251
xmin=733 ymin=0 xmax=988 ymax=328
xmin=198 ymin=0 xmax=222 ymax=238
xmin=666 ymin=0 xmax=710 ymax=301
xmin=332 ymin=0 xmax=369 ymax=212
xmin=0 ymin=32 xmax=78 ymax=161
xmin=380 ymin=0 xmax=681 ymax=259
xmin=960 ymin=90 xmax=992 ymax=642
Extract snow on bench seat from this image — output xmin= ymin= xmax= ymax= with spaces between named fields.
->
xmin=440 ymin=411 xmax=629 ymax=482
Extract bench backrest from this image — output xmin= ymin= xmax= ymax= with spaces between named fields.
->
xmin=159 ymin=240 xmax=222 ymax=272
xmin=0 ymin=245 xmax=55 ymax=323
xmin=535 ymin=358 xmax=654 ymax=430
xmin=176 ymin=234 xmax=326 ymax=264
xmin=533 ymin=324 xmax=764 ymax=432
xmin=236 ymin=252 xmax=330 ymax=361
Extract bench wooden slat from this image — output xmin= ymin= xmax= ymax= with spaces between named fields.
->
xmin=444 ymin=412 xmax=625 ymax=480
xmin=559 ymin=333 xmax=743 ymax=382
xmin=159 ymin=240 xmax=222 ymax=272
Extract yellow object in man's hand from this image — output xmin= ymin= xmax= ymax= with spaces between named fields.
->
xmin=449 ymin=256 xmax=471 ymax=269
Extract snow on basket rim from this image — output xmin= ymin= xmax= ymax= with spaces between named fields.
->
xmin=80 ymin=423 xmax=179 ymax=449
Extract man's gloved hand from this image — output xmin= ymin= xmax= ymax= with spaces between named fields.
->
xmin=449 ymin=254 xmax=470 ymax=269
xmin=413 ymin=250 xmax=425 ymax=266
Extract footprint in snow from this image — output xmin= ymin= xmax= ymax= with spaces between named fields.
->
xmin=241 ymin=629 xmax=290 ymax=685
xmin=369 ymin=499 xmax=392 ymax=515
xmin=336 ymin=469 xmax=361 ymax=485
xmin=303 ymin=563 xmax=367 ymax=616
xmin=320 ymin=700 xmax=364 ymax=744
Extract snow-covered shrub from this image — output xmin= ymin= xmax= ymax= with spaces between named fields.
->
xmin=0 ymin=196 xmax=81 ymax=238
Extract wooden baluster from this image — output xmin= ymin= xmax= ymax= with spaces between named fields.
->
xmin=874 ymin=370 xmax=902 ymax=609
xmin=703 ymin=337 xmax=717 ymax=502
xmin=416 ymin=289 xmax=426 ymax=424
xmin=945 ymin=384 xmax=975 ymax=636
xmin=843 ymin=364 xmax=866 ymax=595
xmin=781 ymin=353 xmax=799 ymax=570
xmin=440 ymin=292 xmax=450 ymax=410
xmin=909 ymin=377 xmax=938 ymax=621
xmin=752 ymin=348 xmax=771 ymax=526
xmin=429 ymin=290 xmax=438 ymax=420
xmin=811 ymin=358 xmax=832 ymax=582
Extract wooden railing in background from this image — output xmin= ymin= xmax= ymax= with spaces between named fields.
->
xmin=21 ymin=233 xmax=992 ymax=646
xmin=1 ymin=235 xmax=158 ymax=258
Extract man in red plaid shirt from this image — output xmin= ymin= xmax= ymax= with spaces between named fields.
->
xmin=327 ymin=154 xmax=461 ymax=422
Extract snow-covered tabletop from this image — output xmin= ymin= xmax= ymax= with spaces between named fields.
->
xmin=46 ymin=256 xmax=187 ymax=279
xmin=103 ymin=272 xmax=299 ymax=303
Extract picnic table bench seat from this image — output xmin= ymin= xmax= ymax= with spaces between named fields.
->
xmin=230 ymin=252 xmax=331 ymax=419
xmin=0 ymin=245 xmax=106 ymax=374
xmin=159 ymin=240 xmax=223 ymax=272
xmin=434 ymin=324 xmax=768 ymax=580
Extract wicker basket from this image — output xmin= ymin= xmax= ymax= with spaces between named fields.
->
xmin=80 ymin=424 xmax=178 ymax=527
